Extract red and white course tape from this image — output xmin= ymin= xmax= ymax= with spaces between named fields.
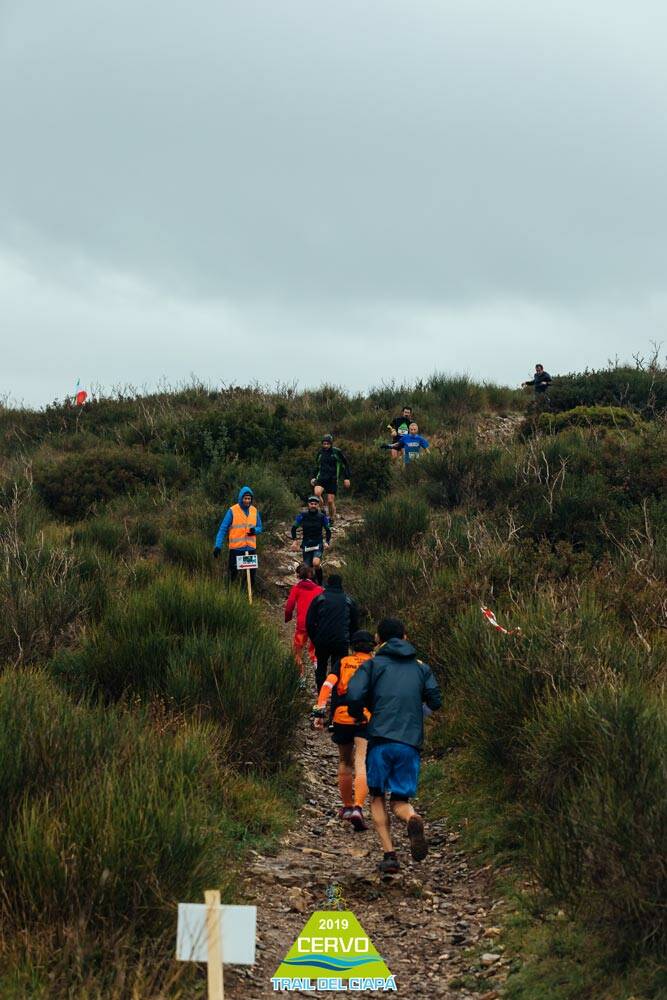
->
xmin=481 ymin=606 xmax=522 ymax=636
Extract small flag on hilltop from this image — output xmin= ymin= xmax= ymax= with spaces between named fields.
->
xmin=74 ymin=379 xmax=88 ymax=406
xmin=481 ymin=606 xmax=522 ymax=636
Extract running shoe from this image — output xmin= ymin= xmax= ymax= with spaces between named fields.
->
xmin=338 ymin=806 xmax=354 ymax=821
xmin=348 ymin=807 xmax=369 ymax=832
xmin=378 ymin=852 xmax=400 ymax=875
xmin=407 ymin=815 xmax=428 ymax=861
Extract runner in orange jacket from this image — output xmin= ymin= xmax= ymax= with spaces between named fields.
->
xmin=311 ymin=630 xmax=374 ymax=831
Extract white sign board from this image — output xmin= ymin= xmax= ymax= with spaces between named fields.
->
xmin=235 ymin=553 xmax=258 ymax=570
xmin=176 ymin=904 xmax=256 ymax=964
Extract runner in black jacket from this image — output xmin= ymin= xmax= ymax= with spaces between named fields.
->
xmin=306 ymin=574 xmax=359 ymax=689
xmin=311 ymin=434 xmax=351 ymax=522
xmin=291 ymin=496 xmax=331 ymax=584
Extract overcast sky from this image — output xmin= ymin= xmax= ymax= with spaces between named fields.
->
xmin=2 ymin=0 xmax=666 ymax=407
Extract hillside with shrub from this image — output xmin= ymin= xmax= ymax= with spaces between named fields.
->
xmin=0 ymin=360 xmax=665 ymax=998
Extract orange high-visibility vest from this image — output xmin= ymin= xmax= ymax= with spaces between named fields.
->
xmin=228 ymin=503 xmax=258 ymax=550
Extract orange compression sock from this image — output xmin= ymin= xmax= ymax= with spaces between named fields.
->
xmin=354 ymin=773 xmax=368 ymax=808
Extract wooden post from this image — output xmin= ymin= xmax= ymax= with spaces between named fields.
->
xmin=205 ymin=890 xmax=224 ymax=1000
xmin=246 ymin=568 xmax=253 ymax=604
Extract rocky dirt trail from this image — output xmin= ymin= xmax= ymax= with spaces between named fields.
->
xmin=225 ymin=504 xmax=510 ymax=999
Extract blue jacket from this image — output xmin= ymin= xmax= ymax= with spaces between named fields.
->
xmin=214 ymin=486 xmax=263 ymax=549
xmin=395 ymin=434 xmax=429 ymax=464
xmin=346 ymin=638 xmax=441 ymax=749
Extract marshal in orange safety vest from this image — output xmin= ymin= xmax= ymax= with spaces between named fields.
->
xmin=213 ymin=486 xmax=263 ymax=553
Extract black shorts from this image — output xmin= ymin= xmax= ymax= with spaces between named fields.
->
xmin=331 ymin=723 xmax=368 ymax=745
xmin=302 ymin=542 xmax=324 ymax=565
xmin=315 ymin=478 xmax=338 ymax=496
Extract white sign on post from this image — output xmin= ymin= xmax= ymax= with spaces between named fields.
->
xmin=176 ymin=903 xmax=256 ymax=964
xmin=235 ymin=553 xmax=258 ymax=570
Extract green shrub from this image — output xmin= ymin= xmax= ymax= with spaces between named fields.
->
xmin=162 ymin=531 xmax=211 ymax=573
xmin=163 ymin=401 xmax=304 ymax=467
xmin=0 ymin=669 xmax=285 ymax=936
xmin=51 ymin=574 xmax=302 ymax=770
xmin=342 ymin=547 xmax=423 ymax=623
xmin=361 ymin=495 xmax=430 ymax=549
xmin=546 ymin=363 xmax=666 ymax=416
xmin=0 ymin=498 xmax=110 ymax=665
xmin=522 ymin=685 xmax=667 ymax=954
xmin=538 ymin=405 xmax=641 ymax=433
xmin=73 ymin=516 xmax=129 ymax=553
xmin=204 ymin=459 xmax=298 ymax=525
xmin=34 ymin=448 xmax=187 ymax=519
xmin=344 ymin=444 xmax=393 ymax=500
xmin=128 ymin=518 xmax=160 ymax=546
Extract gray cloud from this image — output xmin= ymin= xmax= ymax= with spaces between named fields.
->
xmin=1 ymin=0 xmax=666 ymax=404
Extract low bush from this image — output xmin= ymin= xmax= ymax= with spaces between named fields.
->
xmin=1 ymin=497 xmax=110 ymax=665
xmin=344 ymin=444 xmax=394 ymax=500
xmin=538 ymin=405 xmax=641 ymax=433
xmin=522 ymin=684 xmax=667 ymax=954
xmin=204 ymin=459 xmax=298 ymax=525
xmin=51 ymin=573 xmax=302 ymax=770
xmin=342 ymin=547 xmax=424 ymax=624
xmin=128 ymin=518 xmax=161 ymax=546
xmin=73 ymin=516 xmax=129 ymax=554
xmin=161 ymin=531 xmax=211 ymax=573
xmin=0 ymin=670 xmax=289 ymax=940
xmin=362 ymin=495 xmax=430 ymax=549
xmin=34 ymin=448 xmax=187 ymax=519
xmin=546 ymin=363 xmax=666 ymax=416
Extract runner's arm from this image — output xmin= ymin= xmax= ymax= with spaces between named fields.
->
xmin=290 ymin=513 xmax=303 ymax=540
xmin=284 ymin=586 xmax=297 ymax=623
xmin=339 ymin=450 xmax=351 ymax=479
xmin=322 ymin=514 xmax=331 ymax=543
xmin=422 ymin=664 xmax=443 ymax=712
xmin=316 ymin=670 xmax=339 ymax=710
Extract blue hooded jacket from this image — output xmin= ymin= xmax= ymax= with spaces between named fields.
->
xmin=214 ymin=486 xmax=263 ymax=549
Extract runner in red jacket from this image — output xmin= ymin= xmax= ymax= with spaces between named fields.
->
xmin=284 ymin=564 xmax=324 ymax=679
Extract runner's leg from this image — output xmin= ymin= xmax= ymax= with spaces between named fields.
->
xmin=370 ymin=795 xmax=394 ymax=853
xmin=353 ymin=736 xmax=369 ymax=807
xmin=338 ymin=742 xmax=354 ymax=808
xmin=327 ymin=492 xmax=336 ymax=520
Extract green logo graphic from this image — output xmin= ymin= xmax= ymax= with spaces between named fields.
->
xmin=271 ymin=910 xmax=395 ymax=992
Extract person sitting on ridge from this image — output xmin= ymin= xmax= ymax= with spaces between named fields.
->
xmin=290 ymin=495 xmax=331 ymax=585
xmin=311 ymin=434 xmax=351 ymax=522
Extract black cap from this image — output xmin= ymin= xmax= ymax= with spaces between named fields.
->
xmin=322 ymin=433 xmax=333 ymax=443
xmin=351 ymin=630 xmax=374 ymax=650
xmin=307 ymin=495 xmax=319 ymax=503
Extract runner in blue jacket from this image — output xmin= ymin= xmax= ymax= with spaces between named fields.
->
xmin=381 ymin=422 xmax=429 ymax=464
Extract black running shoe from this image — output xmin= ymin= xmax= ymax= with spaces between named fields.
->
xmin=407 ymin=815 xmax=428 ymax=861
xmin=348 ymin=806 xmax=369 ymax=832
xmin=378 ymin=852 xmax=400 ymax=875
